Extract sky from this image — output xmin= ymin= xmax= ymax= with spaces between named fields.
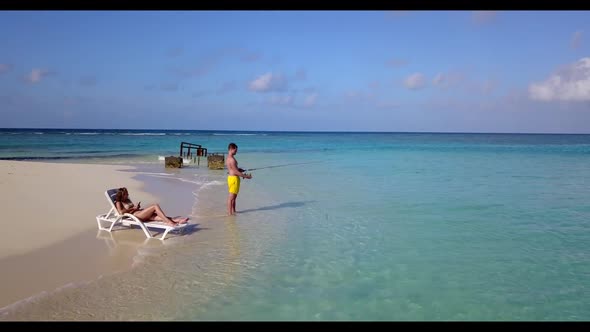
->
xmin=1 ymin=10 xmax=589 ymax=133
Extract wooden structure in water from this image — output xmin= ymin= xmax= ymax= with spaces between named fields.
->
xmin=179 ymin=142 xmax=208 ymax=166
xmin=164 ymin=141 xmax=224 ymax=169
xmin=180 ymin=142 xmax=207 ymax=159
xmin=164 ymin=142 xmax=209 ymax=168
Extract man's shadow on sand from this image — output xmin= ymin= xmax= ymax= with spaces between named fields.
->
xmin=238 ymin=200 xmax=315 ymax=214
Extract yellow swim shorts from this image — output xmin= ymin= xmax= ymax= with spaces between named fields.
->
xmin=228 ymin=175 xmax=241 ymax=194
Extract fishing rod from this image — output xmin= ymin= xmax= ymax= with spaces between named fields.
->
xmin=244 ymin=160 xmax=324 ymax=172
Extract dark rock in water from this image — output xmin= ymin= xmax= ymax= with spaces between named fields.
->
xmin=207 ymin=154 xmax=225 ymax=170
xmin=165 ymin=156 xmax=183 ymax=168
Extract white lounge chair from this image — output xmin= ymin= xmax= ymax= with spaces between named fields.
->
xmin=96 ymin=188 xmax=189 ymax=240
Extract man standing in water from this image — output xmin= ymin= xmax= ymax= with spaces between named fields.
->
xmin=226 ymin=142 xmax=252 ymax=216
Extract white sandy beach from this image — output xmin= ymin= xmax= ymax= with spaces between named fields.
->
xmin=0 ymin=160 xmax=157 ymax=309
xmin=0 ymin=159 xmax=262 ymax=320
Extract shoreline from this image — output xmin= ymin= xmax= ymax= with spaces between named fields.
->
xmin=0 ymin=160 xmax=159 ymax=309
xmin=0 ymin=158 xmax=287 ymax=320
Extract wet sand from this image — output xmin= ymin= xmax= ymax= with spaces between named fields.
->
xmin=0 ymin=161 xmax=157 ymax=309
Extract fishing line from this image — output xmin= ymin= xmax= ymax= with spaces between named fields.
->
xmin=244 ymin=160 xmax=324 ymax=172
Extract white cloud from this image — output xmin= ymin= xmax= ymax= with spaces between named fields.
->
xmin=529 ymin=57 xmax=590 ymax=102
xmin=0 ymin=63 xmax=11 ymax=74
xmin=472 ymin=11 xmax=497 ymax=25
xmin=25 ymin=68 xmax=52 ymax=84
xmin=404 ymin=73 xmax=426 ymax=90
xmin=303 ymin=93 xmax=318 ymax=107
xmin=248 ymin=72 xmax=288 ymax=92
xmin=571 ymin=30 xmax=583 ymax=50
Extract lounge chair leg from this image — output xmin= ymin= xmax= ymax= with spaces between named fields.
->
xmin=96 ymin=217 xmax=104 ymax=230
xmin=108 ymin=217 xmax=121 ymax=232
xmin=138 ymin=223 xmax=152 ymax=239
xmin=160 ymin=228 xmax=171 ymax=240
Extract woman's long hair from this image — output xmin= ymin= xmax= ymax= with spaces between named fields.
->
xmin=115 ymin=187 xmax=130 ymax=203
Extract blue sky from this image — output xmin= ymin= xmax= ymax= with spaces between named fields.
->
xmin=1 ymin=10 xmax=589 ymax=133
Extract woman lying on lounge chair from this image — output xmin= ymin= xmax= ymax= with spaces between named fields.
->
xmin=114 ymin=187 xmax=189 ymax=226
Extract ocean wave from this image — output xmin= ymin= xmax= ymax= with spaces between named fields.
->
xmin=176 ymin=178 xmax=202 ymax=185
xmin=140 ymin=174 xmax=174 ymax=179
xmin=120 ymin=133 xmax=166 ymax=136
xmin=74 ymin=132 xmax=100 ymax=135
xmin=0 ymin=153 xmax=145 ymax=161
xmin=160 ymin=174 xmax=226 ymax=188
xmin=60 ymin=150 xmax=117 ymax=155
xmin=0 ymin=279 xmax=89 ymax=317
xmin=136 ymin=172 xmax=175 ymax=177
xmin=102 ymin=160 xmax=162 ymax=165
xmin=199 ymin=180 xmax=225 ymax=189
xmin=212 ymin=133 xmax=266 ymax=136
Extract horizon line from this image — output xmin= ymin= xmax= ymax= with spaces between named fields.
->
xmin=1 ymin=128 xmax=590 ymax=135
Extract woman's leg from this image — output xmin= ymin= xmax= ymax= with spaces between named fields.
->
xmin=151 ymin=214 xmax=189 ymax=224
xmin=133 ymin=204 xmax=175 ymax=226
xmin=172 ymin=216 xmax=189 ymax=223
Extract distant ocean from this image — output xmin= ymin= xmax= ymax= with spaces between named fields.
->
xmin=2 ymin=128 xmax=590 ymax=320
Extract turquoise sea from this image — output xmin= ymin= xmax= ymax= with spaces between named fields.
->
xmin=1 ymin=129 xmax=590 ymax=320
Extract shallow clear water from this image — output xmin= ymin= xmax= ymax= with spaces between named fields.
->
xmin=2 ymin=129 xmax=590 ymax=320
